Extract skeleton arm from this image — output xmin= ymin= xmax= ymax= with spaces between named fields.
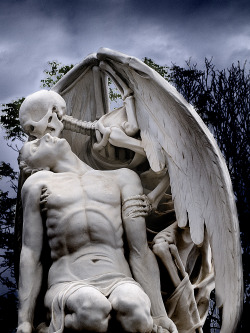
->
xmin=99 ymin=60 xmax=139 ymax=135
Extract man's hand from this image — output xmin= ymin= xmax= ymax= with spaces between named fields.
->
xmin=16 ymin=321 xmax=32 ymax=333
xmin=152 ymin=316 xmax=178 ymax=333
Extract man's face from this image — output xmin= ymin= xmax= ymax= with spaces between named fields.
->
xmin=21 ymin=133 xmax=70 ymax=170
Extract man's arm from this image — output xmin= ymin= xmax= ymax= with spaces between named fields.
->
xmin=17 ymin=175 xmax=45 ymax=333
xmin=119 ymin=169 xmax=177 ymax=332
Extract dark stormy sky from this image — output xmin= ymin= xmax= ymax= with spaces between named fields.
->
xmin=1 ymin=0 xmax=250 ymax=103
xmin=0 ymin=0 xmax=250 ymax=169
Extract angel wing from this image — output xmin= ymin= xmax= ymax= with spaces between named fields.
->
xmin=95 ymin=48 xmax=243 ymax=332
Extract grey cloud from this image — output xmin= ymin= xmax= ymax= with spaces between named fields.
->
xmin=0 ymin=0 xmax=250 ymax=104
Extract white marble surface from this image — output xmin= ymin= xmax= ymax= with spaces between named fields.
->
xmin=16 ymin=48 xmax=243 ymax=333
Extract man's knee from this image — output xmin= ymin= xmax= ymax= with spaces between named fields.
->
xmin=65 ymin=287 xmax=111 ymax=332
xmin=109 ymin=284 xmax=153 ymax=333
xmin=116 ymin=302 xmax=153 ymax=333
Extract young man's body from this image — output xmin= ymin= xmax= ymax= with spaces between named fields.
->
xmin=17 ymin=134 xmax=177 ymax=333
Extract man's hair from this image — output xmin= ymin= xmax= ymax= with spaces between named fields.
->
xmin=18 ymin=146 xmax=49 ymax=176
xmin=18 ymin=160 xmax=42 ymax=176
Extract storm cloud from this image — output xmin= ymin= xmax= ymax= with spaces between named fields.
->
xmin=1 ymin=0 xmax=250 ymax=104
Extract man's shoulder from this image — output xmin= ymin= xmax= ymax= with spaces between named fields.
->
xmin=113 ymin=168 xmax=141 ymax=187
xmin=117 ymin=168 xmax=138 ymax=178
xmin=22 ymin=170 xmax=53 ymax=192
xmin=88 ymin=168 xmax=137 ymax=179
xmin=85 ymin=168 xmax=142 ymax=190
xmin=105 ymin=168 xmax=139 ymax=180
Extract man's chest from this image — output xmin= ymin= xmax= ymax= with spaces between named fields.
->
xmin=43 ymin=172 xmax=123 ymax=245
xmin=44 ymin=172 xmax=121 ymax=211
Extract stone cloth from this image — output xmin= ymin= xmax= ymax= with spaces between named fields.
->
xmin=46 ymin=272 xmax=142 ymax=333
xmin=165 ymin=274 xmax=202 ymax=333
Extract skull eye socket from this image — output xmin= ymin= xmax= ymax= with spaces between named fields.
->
xmin=30 ymin=125 xmax=35 ymax=132
xmin=48 ymin=116 xmax=52 ymax=123
xmin=52 ymin=105 xmax=63 ymax=120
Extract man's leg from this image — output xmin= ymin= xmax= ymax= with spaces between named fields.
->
xmin=109 ymin=283 xmax=153 ymax=333
xmin=45 ymin=284 xmax=112 ymax=332
xmin=64 ymin=287 xmax=112 ymax=332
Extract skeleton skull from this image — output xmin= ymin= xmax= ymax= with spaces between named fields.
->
xmin=19 ymin=90 xmax=66 ymax=138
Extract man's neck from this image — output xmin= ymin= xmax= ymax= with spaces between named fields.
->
xmin=52 ymin=150 xmax=92 ymax=175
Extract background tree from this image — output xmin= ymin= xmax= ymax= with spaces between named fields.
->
xmin=0 ymin=163 xmax=19 ymax=332
xmin=168 ymin=59 xmax=250 ymax=332
xmin=0 ymin=58 xmax=249 ymax=332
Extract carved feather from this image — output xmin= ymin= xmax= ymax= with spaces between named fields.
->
xmin=97 ymin=48 xmax=243 ymax=332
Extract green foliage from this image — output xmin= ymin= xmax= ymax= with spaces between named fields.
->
xmin=1 ymin=98 xmax=26 ymax=142
xmin=108 ymin=78 xmax=122 ymax=103
xmin=143 ymin=57 xmax=170 ymax=80
xmin=40 ymin=61 xmax=74 ymax=88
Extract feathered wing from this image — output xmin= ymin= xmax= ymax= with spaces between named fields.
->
xmin=97 ymin=48 xmax=243 ymax=332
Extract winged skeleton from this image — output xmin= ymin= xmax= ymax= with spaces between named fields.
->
xmin=17 ymin=48 xmax=243 ymax=332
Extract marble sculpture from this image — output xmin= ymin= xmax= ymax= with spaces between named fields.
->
xmin=16 ymin=48 xmax=243 ymax=333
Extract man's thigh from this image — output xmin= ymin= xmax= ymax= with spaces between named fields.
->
xmin=45 ymin=282 xmax=111 ymax=312
xmin=45 ymin=283 xmax=112 ymax=332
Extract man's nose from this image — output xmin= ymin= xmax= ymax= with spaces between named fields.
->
xmin=43 ymin=133 xmax=52 ymax=141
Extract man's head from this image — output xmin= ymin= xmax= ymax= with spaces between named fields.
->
xmin=19 ymin=90 xmax=66 ymax=139
xmin=19 ymin=133 xmax=70 ymax=175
